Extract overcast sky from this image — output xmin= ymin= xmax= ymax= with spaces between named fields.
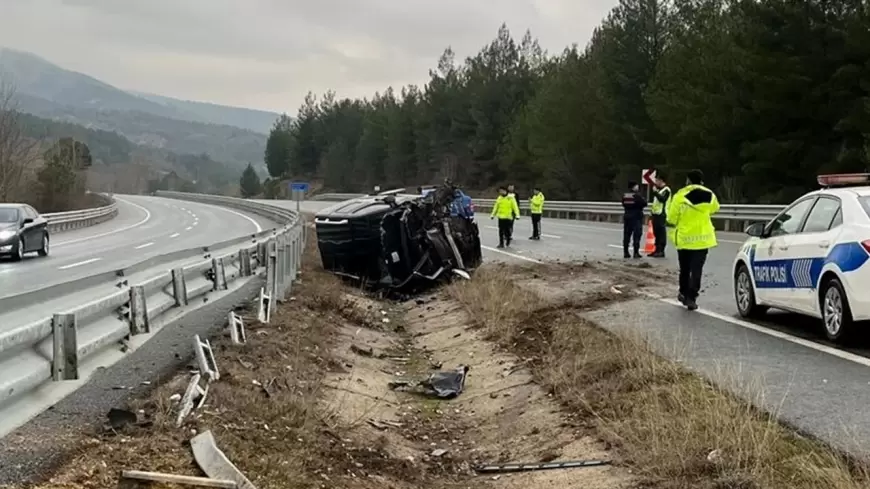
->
xmin=0 ymin=0 xmax=614 ymax=114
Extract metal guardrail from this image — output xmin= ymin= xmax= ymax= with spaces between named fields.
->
xmin=0 ymin=192 xmax=305 ymax=435
xmin=313 ymin=192 xmax=784 ymax=231
xmin=470 ymin=199 xmax=784 ymax=231
xmin=43 ymin=194 xmax=119 ymax=232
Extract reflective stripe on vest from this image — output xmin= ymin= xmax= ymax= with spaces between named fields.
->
xmin=651 ymin=186 xmax=670 ymax=215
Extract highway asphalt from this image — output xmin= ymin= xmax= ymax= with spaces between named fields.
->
xmin=294 ymin=197 xmax=870 ymax=459
xmin=0 ymin=195 xmax=279 ymax=300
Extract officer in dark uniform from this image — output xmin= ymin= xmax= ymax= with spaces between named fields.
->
xmin=621 ymin=181 xmax=647 ymax=259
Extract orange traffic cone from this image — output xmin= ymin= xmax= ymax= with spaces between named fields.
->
xmin=643 ymin=220 xmax=656 ymax=255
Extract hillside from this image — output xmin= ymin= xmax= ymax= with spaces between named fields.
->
xmin=128 ymin=91 xmax=280 ymax=134
xmin=15 ymin=111 xmax=242 ymax=195
xmin=0 ymin=48 xmax=275 ymax=169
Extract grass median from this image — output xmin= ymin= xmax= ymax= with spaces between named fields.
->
xmin=448 ymin=262 xmax=870 ymax=489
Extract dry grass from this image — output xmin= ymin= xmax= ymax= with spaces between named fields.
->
xmin=14 ymin=235 xmax=403 ymax=489
xmin=448 ymin=263 xmax=870 ymax=489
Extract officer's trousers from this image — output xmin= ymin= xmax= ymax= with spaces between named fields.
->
xmin=622 ymin=218 xmax=643 ymax=255
xmin=678 ymin=249 xmax=709 ymax=301
xmin=651 ymin=213 xmax=667 ymax=254
xmin=497 ymin=218 xmax=513 ymax=246
xmin=531 ymin=213 xmax=542 ymax=238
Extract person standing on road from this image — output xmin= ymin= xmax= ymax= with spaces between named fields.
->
xmin=491 ymin=186 xmax=520 ymax=248
xmin=648 ymin=175 xmax=672 ymax=258
xmin=667 ymin=169 xmax=720 ymax=311
xmin=507 ymin=184 xmax=520 ymax=235
xmin=529 ymin=187 xmax=545 ymax=240
xmin=621 ymin=181 xmax=647 ymax=259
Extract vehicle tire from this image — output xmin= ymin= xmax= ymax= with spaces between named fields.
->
xmin=38 ymin=233 xmax=49 ymax=257
xmin=734 ymin=264 xmax=768 ymax=318
xmin=820 ymin=277 xmax=854 ymax=343
xmin=11 ymin=237 xmax=24 ymax=262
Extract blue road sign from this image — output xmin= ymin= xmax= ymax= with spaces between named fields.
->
xmin=289 ymin=181 xmax=309 ymax=192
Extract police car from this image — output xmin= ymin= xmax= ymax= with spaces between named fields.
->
xmin=732 ymin=173 xmax=870 ymax=342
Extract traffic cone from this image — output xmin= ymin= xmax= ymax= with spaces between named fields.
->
xmin=644 ymin=220 xmax=656 ymax=255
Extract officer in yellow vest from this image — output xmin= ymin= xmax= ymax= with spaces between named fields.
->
xmin=491 ymin=186 xmax=520 ymax=248
xmin=528 ymin=187 xmax=545 ymax=240
xmin=666 ymin=169 xmax=720 ymax=311
xmin=648 ymin=175 xmax=672 ymax=258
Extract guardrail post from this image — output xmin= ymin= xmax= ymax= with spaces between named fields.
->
xmin=276 ymin=235 xmax=286 ymax=300
xmin=257 ymin=242 xmax=268 ymax=269
xmin=266 ymin=240 xmax=278 ymax=312
xmin=211 ymin=258 xmax=227 ymax=291
xmin=292 ymin=236 xmax=300 ymax=280
xmin=129 ymin=285 xmax=150 ymax=335
xmin=51 ymin=313 xmax=78 ymax=381
xmin=172 ymin=268 xmax=188 ymax=306
xmin=238 ymin=248 xmax=252 ymax=277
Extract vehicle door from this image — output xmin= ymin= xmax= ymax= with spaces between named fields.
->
xmin=20 ymin=206 xmax=40 ymax=251
xmin=785 ymin=196 xmax=843 ymax=315
xmin=752 ymin=196 xmax=817 ymax=307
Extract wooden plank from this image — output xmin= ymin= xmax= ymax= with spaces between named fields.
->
xmin=120 ymin=469 xmax=236 ymax=488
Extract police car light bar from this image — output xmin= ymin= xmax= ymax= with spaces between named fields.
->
xmin=817 ymin=173 xmax=870 ymax=187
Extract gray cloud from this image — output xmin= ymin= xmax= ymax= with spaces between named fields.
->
xmin=0 ymin=0 xmax=615 ymax=113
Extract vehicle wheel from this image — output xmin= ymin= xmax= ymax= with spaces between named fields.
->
xmin=734 ymin=264 xmax=768 ymax=318
xmin=821 ymin=277 xmax=854 ymax=343
xmin=11 ymin=237 xmax=24 ymax=261
xmin=38 ymin=233 xmax=49 ymax=257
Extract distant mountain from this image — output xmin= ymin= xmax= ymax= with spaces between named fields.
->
xmin=0 ymin=47 xmax=277 ymax=169
xmin=0 ymin=48 xmax=281 ymax=133
xmin=128 ymin=91 xmax=281 ymax=134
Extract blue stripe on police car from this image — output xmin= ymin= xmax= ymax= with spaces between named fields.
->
xmin=748 ymin=241 xmax=869 ymax=289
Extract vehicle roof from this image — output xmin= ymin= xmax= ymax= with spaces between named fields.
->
xmin=0 ymin=203 xmax=24 ymax=209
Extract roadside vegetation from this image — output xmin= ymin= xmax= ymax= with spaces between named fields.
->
xmin=448 ymin=262 xmax=870 ymax=489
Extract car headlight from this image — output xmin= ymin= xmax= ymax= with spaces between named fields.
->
xmin=0 ymin=230 xmax=16 ymax=241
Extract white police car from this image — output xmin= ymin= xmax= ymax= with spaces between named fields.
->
xmin=732 ymin=173 xmax=870 ymax=342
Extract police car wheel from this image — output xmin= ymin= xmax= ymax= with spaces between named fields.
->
xmin=735 ymin=264 xmax=767 ymax=318
xmin=820 ymin=278 xmax=854 ymax=342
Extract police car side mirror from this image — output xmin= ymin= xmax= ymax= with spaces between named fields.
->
xmin=745 ymin=222 xmax=765 ymax=237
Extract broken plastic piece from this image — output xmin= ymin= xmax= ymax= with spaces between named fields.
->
xmin=388 ymin=365 xmax=470 ymax=399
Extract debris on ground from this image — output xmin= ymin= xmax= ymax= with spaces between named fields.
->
xmin=387 ymin=365 xmax=469 ymax=399
xmin=119 ymin=470 xmax=235 ymax=488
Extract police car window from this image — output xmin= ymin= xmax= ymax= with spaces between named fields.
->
xmin=767 ymin=198 xmax=815 ymax=237
xmin=801 ymin=197 xmax=841 ymax=233
xmin=830 ymin=208 xmax=843 ymax=228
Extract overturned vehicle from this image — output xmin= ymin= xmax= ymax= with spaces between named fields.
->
xmin=314 ymin=182 xmax=482 ymax=290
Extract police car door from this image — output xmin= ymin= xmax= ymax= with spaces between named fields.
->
xmin=751 ymin=196 xmax=817 ymax=307
xmin=781 ymin=196 xmax=843 ymax=315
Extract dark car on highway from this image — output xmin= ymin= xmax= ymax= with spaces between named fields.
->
xmin=0 ymin=204 xmax=50 ymax=261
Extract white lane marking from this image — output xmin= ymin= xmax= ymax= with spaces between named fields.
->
xmin=55 ymin=197 xmax=152 ymax=247
xmin=169 ymin=233 xmax=180 ymax=238
xmin=539 ymin=220 xmax=745 ymax=245
xmin=482 ymin=245 xmax=543 ymax=264
xmin=607 ymin=244 xmax=623 ymax=249
xmin=58 ymin=257 xmax=101 ymax=270
xmin=186 ymin=226 xmax=193 ymax=231
xmin=211 ymin=207 xmax=262 ymax=233
xmin=134 ymin=242 xmax=154 ymax=250
xmin=484 ymin=225 xmax=561 ymax=239
xmin=647 ymin=294 xmax=870 ymax=368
